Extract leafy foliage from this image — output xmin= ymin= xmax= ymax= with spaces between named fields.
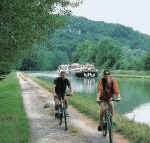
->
xmin=95 ymin=39 xmax=122 ymax=69
xmin=0 ymin=0 xmax=81 ymax=73
xmin=21 ymin=16 xmax=150 ymax=70
xmin=143 ymin=51 xmax=150 ymax=70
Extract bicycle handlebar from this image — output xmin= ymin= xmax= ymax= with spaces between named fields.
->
xmin=96 ymin=98 xmax=121 ymax=103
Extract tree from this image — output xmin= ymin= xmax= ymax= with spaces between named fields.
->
xmin=20 ymin=44 xmax=69 ymax=70
xmin=143 ymin=51 xmax=150 ymax=70
xmin=0 ymin=0 xmax=81 ymax=73
xmin=73 ymin=40 xmax=96 ymax=63
xmin=95 ymin=38 xmax=123 ymax=69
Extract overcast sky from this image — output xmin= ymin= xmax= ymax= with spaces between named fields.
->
xmin=72 ymin=0 xmax=150 ymax=35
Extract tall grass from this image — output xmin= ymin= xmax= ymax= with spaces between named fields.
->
xmin=0 ymin=73 xmax=29 ymax=143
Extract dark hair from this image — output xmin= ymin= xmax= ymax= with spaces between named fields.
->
xmin=60 ymin=71 xmax=65 ymax=74
xmin=103 ymin=70 xmax=111 ymax=76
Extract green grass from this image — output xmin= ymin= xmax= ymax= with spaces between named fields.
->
xmin=111 ymin=70 xmax=150 ymax=79
xmin=0 ymin=73 xmax=29 ymax=143
xmin=98 ymin=70 xmax=150 ymax=79
xmin=27 ymin=75 xmax=53 ymax=92
xmin=30 ymin=75 xmax=150 ymax=143
xmin=69 ymin=94 xmax=150 ymax=143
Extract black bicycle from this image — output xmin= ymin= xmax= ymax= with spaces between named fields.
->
xmin=57 ymin=98 xmax=69 ymax=130
xmin=98 ymin=99 xmax=120 ymax=143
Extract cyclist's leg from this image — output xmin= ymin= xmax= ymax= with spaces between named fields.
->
xmin=54 ymin=95 xmax=60 ymax=118
xmin=54 ymin=95 xmax=59 ymax=110
xmin=108 ymin=101 xmax=113 ymax=116
xmin=64 ymin=96 xmax=68 ymax=109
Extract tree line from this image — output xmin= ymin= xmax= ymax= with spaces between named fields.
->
xmin=0 ymin=0 xmax=81 ymax=74
xmin=20 ymin=16 xmax=150 ymax=71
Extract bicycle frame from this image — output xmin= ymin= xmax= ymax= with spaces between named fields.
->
xmin=57 ymin=99 xmax=68 ymax=130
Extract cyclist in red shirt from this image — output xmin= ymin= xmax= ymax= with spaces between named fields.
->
xmin=96 ymin=70 xmax=120 ymax=131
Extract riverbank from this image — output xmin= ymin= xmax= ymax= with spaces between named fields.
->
xmin=29 ymin=74 xmax=150 ymax=143
xmin=70 ymin=94 xmax=150 ymax=143
xmin=110 ymin=70 xmax=150 ymax=79
xmin=0 ymin=73 xmax=29 ymax=143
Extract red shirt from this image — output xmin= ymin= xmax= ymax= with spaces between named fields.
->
xmin=97 ymin=77 xmax=119 ymax=100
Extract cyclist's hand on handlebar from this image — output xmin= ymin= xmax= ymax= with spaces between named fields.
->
xmin=113 ymin=97 xmax=121 ymax=102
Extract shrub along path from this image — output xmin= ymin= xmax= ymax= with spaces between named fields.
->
xmin=18 ymin=72 xmax=129 ymax=143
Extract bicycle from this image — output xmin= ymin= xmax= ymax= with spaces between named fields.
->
xmin=97 ymin=98 xmax=120 ymax=143
xmin=55 ymin=94 xmax=71 ymax=130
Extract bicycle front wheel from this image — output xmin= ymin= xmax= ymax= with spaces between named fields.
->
xmin=58 ymin=105 xmax=63 ymax=126
xmin=108 ymin=118 xmax=113 ymax=143
xmin=102 ymin=113 xmax=107 ymax=136
xmin=64 ymin=109 xmax=68 ymax=130
xmin=102 ymin=122 xmax=107 ymax=136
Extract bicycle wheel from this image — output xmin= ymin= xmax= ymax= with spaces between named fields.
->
xmin=64 ymin=108 xmax=68 ymax=130
xmin=108 ymin=117 xmax=113 ymax=143
xmin=58 ymin=105 xmax=63 ymax=126
xmin=102 ymin=114 xmax=107 ymax=136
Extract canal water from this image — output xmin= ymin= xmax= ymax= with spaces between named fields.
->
xmin=29 ymin=71 xmax=150 ymax=126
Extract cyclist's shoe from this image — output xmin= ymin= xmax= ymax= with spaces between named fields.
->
xmin=97 ymin=125 xmax=102 ymax=131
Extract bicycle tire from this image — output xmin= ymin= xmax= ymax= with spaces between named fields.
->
xmin=108 ymin=117 xmax=113 ymax=143
xmin=58 ymin=105 xmax=63 ymax=126
xmin=64 ymin=109 xmax=68 ymax=130
xmin=102 ymin=114 xmax=107 ymax=136
xmin=102 ymin=124 xmax=107 ymax=136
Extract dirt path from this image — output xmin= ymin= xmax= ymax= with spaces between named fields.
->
xmin=17 ymin=72 xmax=129 ymax=143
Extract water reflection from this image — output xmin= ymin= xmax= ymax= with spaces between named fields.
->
xmin=125 ymin=103 xmax=150 ymax=126
xmin=70 ymin=77 xmax=96 ymax=94
xmin=29 ymin=71 xmax=97 ymax=94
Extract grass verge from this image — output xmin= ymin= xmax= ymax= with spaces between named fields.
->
xmin=28 ymin=75 xmax=53 ymax=92
xmin=69 ymin=94 xmax=150 ymax=143
xmin=111 ymin=70 xmax=150 ymax=79
xmin=0 ymin=73 xmax=29 ymax=143
xmin=28 ymin=74 xmax=150 ymax=143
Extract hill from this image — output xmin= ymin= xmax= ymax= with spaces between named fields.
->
xmin=20 ymin=16 xmax=150 ymax=70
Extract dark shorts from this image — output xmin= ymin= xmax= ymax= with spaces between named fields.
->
xmin=56 ymin=93 xmax=65 ymax=100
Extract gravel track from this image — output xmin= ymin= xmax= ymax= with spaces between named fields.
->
xmin=17 ymin=72 xmax=129 ymax=143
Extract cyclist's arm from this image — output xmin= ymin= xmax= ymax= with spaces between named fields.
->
xmin=67 ymin=79 xmax=72 ymax=94
xmin=112 ymin=79 xmax=120 ymax=98
xmin=67 ymin=79 xmax=71 ymax=88
xmin=97 ymin=80 xmax=102 ymax=101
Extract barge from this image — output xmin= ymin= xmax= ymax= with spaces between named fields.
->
xmin=58 ymin=63 xmax=98 ymax=78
